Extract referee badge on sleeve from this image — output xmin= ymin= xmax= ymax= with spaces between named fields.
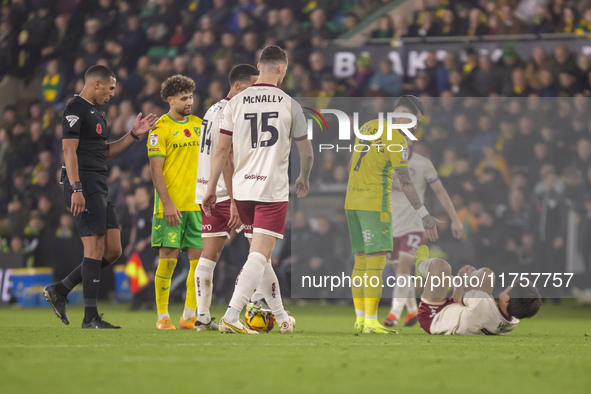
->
xmin=150 ymin=133 xmax=159 ymax=146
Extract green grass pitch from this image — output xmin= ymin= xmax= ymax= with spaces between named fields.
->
xmin=1 ymin=301 xmax=590 ymax=393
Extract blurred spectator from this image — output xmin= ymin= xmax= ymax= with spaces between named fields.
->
xmin=461 ymin=8 xmax=488 ymax=36
xmin=537 ymin=69 xmax=559 ymax=97
xmin=119 ymin=15 xmax=147 ymax=70
xmin=370 ymin=15 xmax=394 ymax=39
xmin=497 ymin=4 xmax=524 ymax=35
xmin=14 ymin=1 xmax=53 ymax=78
xmin=275 ymin=8 xmax=301 ymax=43
xmin=523 ymin=168 xmax=567 ymax=281
xmin=472 ymin=55 xmax=499 ymax=97
xmin=500 ymin=188 xmax=529 ymax=267
xmin=525 ymin=46 xmax=551 ymax=90
xmin=205 ymin=0 xmax=232 ymax=28
xmin=474 ymin=146 xmax=511 ymax=186
xmin=368 ymin=59 xmax=401 ymax=97
xmin=40 ymin=59 xmax=65 ymax=105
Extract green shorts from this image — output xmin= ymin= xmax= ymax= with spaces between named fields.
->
xmin=151 ymin=211 xmax=203 ymax=251
xmin=345 ymin=209 xmax=392 ymax=255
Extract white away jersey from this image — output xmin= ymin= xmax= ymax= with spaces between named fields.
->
xmin=391 ymin=152 xmax=439 ymax=237
xmin=430 ymin=290 xmax=519 ymax=336
xmin=219 ymin=84 xmax=307 ymax=202
xmin=196 ymin=98 xmax=230 ymax=204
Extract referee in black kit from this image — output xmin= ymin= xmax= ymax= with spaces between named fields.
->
xmin=44 ymin=65 xmax=157 ymax=328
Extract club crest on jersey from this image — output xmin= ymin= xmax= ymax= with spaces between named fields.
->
xmin=150 ymin=133 xmax=159 ymax=146
xmin=96 ymin=124 xmax=102 ymax=134
xmin=184 ymin=129 xmax=191 ymax=138
xmin=65 ymin=115 xmax=79 ymax=128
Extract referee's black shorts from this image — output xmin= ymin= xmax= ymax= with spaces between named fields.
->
xmin=63 ymin=170 xmax=119 ymax=237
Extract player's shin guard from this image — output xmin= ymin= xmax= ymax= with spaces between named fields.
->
xmin=155 ymin=258 xmax=177 ymax=318
xmin=259 ymin=261 xmax=288 ymax=323
xmin=364 ymin=255 xmax=386 ymax=319
xmin=195 ymin=257 xmax=216 ymax=323
xmin=352 ymin=255 xmax=367 ymax=317
xmin=183 ymin=259 xmax=199 ymax=319
xmin=226 ymin=252 xmax=267 ymax=322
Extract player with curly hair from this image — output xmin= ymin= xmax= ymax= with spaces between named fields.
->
xmin=147 ymin=74 xmax=203 ymax=330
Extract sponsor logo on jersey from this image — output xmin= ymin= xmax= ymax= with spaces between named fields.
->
xmin=172 ymin=141 xmax=197 ymax=149
xmin=197 ymin=177 xmax=209 ymax=185
xmin=90 ymin=110 xmax=96 ymax=114
xmin=202 ymin=224 xmax=213 ymax=231
xmin=401 ymin=146 xmax=408 ymax=160
xmin=65 ymin=115 xmax=79 ymax=127
xmin=362 ymin=230 xmax=374 ymax=243
xmin=173 ymin=131 xmax=180 ymax=136
xmin=244 ymin=173 xmax=268 ymax=182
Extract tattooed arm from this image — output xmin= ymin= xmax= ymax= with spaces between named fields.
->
xmin=395 ymin=168 xmax=439 ymax=241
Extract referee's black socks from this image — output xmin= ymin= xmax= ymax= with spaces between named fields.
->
xmin=60 ymin=258 xmax=113 ymax=297
xmin=82 ymin=257 xmax=102 ymax=322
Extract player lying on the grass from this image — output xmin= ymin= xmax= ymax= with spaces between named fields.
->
xmin=415 ymin=246 xmax=542 ymax=335
xmin=384 ymin=137 xmax=463 ymax=329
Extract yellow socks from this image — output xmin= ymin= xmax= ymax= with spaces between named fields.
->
xmin=352 ymin=255 xmax=366 ymax=318
xmin=182 ymin=259 xmax=199 ymax=319
xmin=364 ymin=255 xmax=386 ymax=320
xmin=155 ymin=258 xmax=177 ymax=318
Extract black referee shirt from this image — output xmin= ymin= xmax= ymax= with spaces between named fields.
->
xmin=62 ymin=95 xmax=108 ymax=175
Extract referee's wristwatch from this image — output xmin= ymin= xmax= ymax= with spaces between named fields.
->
xmin=71 ymin=181 xmax=83 ymax=193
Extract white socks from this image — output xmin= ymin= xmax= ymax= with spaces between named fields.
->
xmin=195 ymin=257 xmax=216 ymax=323
xmin=390 ymin=274 xmax=418 ymax=319
xmin=157 ymin=312 xmax=170 ymax=321
xmin=258 ymin=261 xmax=288 ymax=323
xmin=225 ymin=252 xmax=268 ymax=322
xmin=390 ymin=274 xmax=409 ymax=319
xmin=183 ymin=307 xmax=195 ymax=320
xmin=417 ymin=259 xmax=432 ymax=278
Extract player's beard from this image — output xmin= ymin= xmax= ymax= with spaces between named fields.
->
xmin=176 ymin=107 xmax=191 ymax=117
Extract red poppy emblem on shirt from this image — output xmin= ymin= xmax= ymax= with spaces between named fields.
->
xmin=96 ymin=124 xmax=102 ymax=134
xmin=184 ymin=129 xmax=191 ymax=138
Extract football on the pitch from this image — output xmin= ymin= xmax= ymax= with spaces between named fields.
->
xmin=244 ymin=310 xmax=276 ymax=332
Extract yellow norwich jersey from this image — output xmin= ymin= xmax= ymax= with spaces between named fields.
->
xmin=344 ymin=119 xmax=408 ymax=212
xmin=147 ymin=113 xmax=202 ymax=214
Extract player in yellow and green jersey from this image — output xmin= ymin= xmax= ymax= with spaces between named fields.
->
xmin=345 ymin=95 xmax=439 ymax=334
xmin=147 ymin=75 xmax=203 ymax=330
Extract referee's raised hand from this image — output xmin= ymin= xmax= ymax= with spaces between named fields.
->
xmin=132 ymin=113 xmax=159 ymax=136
